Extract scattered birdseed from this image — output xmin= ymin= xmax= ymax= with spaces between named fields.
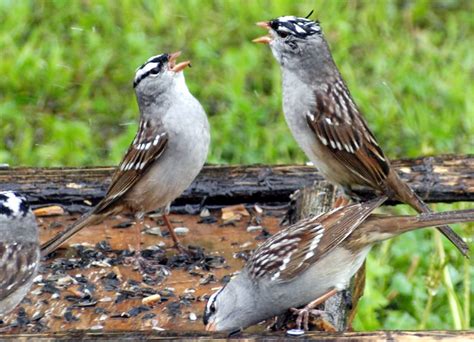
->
xmin=198 ymin=215 xmax=218 ymax=224
xmin=142 ymin=313 xmax=156 ymax=320
xmin=255 ymin=228 xmax=272 ymax=240
xmin=145 ymin=227 xmax=163 ymax=236
xmin=64 ymin=310 xmax=79 ymax=322
xmin=180 ymin=293 xmax=196 ymax=303
xmin=166 ymin=302 xmax=182 ymax=317
xmin=31 ymin=311 xmax=44 ymax=321
xmin=200 ymin=208 xmax=210 ymax=217
xmin=127 ymin=306 xmax=150 ymax=317
xmin=234 ymin=250 xmax=251 ymax=261
xmin=174 ymin=227 xmax=189 ymax=236
xmin=33 ymin=205 xmax=64 ymax=217
xmin=247 ymin=225 xmax=263 ymax=232
xmin=112 ymin=221 xmax=134 ymax=229
xmin=199 ymin=273 xmax=216 ymax=285
xmin=239 ymin=241 xmax=253 ymax=248
xmin=0 ymin=208 xmax=279 ymax=333
xmin=142 ymin=294 xmax=161 ymax=306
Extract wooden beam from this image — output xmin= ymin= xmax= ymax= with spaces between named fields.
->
xmin=0 ymin=155 xmax=472 ymax=213
xmin=2 ymin=330 xmax=472 ymax=340
xmin=290 ymin=181 xmax=351 ymax=331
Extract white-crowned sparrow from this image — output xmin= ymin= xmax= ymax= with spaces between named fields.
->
xmin=253 ymin=15 xmax=469 ymax=257
xmin=41 ymin=51 xmax=210 ymax=257
xmin=204 ymin=196 xmax=473 ymax=333
xmin=0 ymin=191 xmax=40 ymax=316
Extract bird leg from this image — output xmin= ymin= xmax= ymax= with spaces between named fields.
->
xmin=332 ymin=187 xmax=352 ymax=208
xmin=332 ymin=196 xmax=350 ymax=208
xmin=131 ymin=216 xmax=153 ymax=273
xmin=124 ymin=216 xmax=147 ymax=271
xmin=290 ymin=288 xmax=338 ymax=331
xmin=162 ymin=214 xmax=191 ymax=255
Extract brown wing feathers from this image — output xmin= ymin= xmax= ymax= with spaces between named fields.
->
xmin=41 ymin=118 xmax=168 ymax=256
xmin=306 ymin=82 xmax=468 ymax=256
xmin=308 ymin=88 xmax=390 ymax=189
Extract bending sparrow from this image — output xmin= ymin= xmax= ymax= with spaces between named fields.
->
xmin=41 ymin=52 xmax=210 ymax=257
xmin=204 ymin=197 xmax=473 ymax=332
xmin=0 ymin=191 xmax=40 ymax=316
xmin=254 ymin=15 xmax=469 ymax=257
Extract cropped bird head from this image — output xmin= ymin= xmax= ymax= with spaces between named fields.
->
xmin=133 ymin=52 xmax=191 ymax=98
xmin=0 ymin=191 xmax=30 ymax=219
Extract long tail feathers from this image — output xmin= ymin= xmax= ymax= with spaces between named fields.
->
xmin=40 ymin=212 xmax=103 ymax=257
xmin=368 ymin=209 xmax=474 ymax=245
xmin=388 ymin=172 xmax=470 ymax=257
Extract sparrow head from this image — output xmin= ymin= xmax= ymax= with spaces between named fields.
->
xmin=0 ymin=191 xmax=30 ymax=219
xmin=133 ymin=52 xmax=191 ymax=95
xmin=203 ymin=273 xmax=264 ymax=333
xmin=254 ymin=15 xmax=331 ymax=73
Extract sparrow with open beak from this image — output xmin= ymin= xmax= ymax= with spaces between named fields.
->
xmin=41 ymin=52 xmax=210 ymax=259
xmin=253 ymin=15 xmax=469 ymax=257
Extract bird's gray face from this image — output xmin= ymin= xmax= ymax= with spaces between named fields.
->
xmin=133 ymin=52 xmax=191 ymax=98
xmin=254 ymin=15 xmax=326 ymax=72
xmin=203 ymin=276 xmax=261 ymax=333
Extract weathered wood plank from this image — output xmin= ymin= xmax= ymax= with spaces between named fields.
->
xmin=3 ymin=330 xmax=473 ymax=340
xmin=0 ymin=155 xmax=472 ymax=213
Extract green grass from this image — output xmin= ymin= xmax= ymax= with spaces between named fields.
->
xmin=0 ymin=0 xmax=472 ymax=330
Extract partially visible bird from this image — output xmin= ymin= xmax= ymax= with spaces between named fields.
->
xmin=204 ymin=197 xmax=473 ymax=332
xmin=253 ymin=15 xmax=469 ymax=257
xmin=0 ymin=191 xmax=40 ymax=316
xmin=41 ymin=51 xmax=210 ymax=257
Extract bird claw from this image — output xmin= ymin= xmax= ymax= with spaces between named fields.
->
xmin=290 ymin=307 xmax=333 ymax=331
xmin=291 ymin=307 xmax=311 ymax=331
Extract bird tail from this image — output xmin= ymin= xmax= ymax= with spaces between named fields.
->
xmin=366 ymin=209 xmax=474 ymax=244
xmin=387 ymin=171 xmax=470 ymax=257
xmin=40 ymin=212 xmax=103 ymax=257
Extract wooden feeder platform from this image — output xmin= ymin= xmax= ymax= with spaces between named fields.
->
xmin=0 ymin=155 xmax=473 ymax=340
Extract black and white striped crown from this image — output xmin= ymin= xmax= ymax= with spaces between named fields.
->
xmin=0 ymin=191 xmax=30 ymax=218
xmin=133 ymin=53 xmax=169 ymax=88
xmin=269 ymin=16 xmax=322 ymax=38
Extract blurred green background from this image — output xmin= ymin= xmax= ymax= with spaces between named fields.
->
xmin=0 ymin=0 xmax=472 ymax=330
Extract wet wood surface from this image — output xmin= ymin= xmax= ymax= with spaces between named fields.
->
xmin=0 ymin=205 xmax=289 ymax=335
xmin=3 ymin=330 xmax=473 ymax=340
xmin=1 ymin=155 xmax=473 ymax=214
xmin=0 ymin=156 xmax=472 ymax=338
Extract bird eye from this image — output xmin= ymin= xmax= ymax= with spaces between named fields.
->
xmin=150 ymin=67 xmax=160 ymax=75
xmin=278 ymin=31 xmax=288 ymax=38
xmin=210 ymin=303 xmax=216 ymax=313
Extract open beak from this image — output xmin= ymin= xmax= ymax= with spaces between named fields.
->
xmin=253 ymin=21 xmax=272 ymax=44
xmin=205 ymin=321 xmax=217 ymax=332
xmin=169 ymin=51 xmax=191 ymax=73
